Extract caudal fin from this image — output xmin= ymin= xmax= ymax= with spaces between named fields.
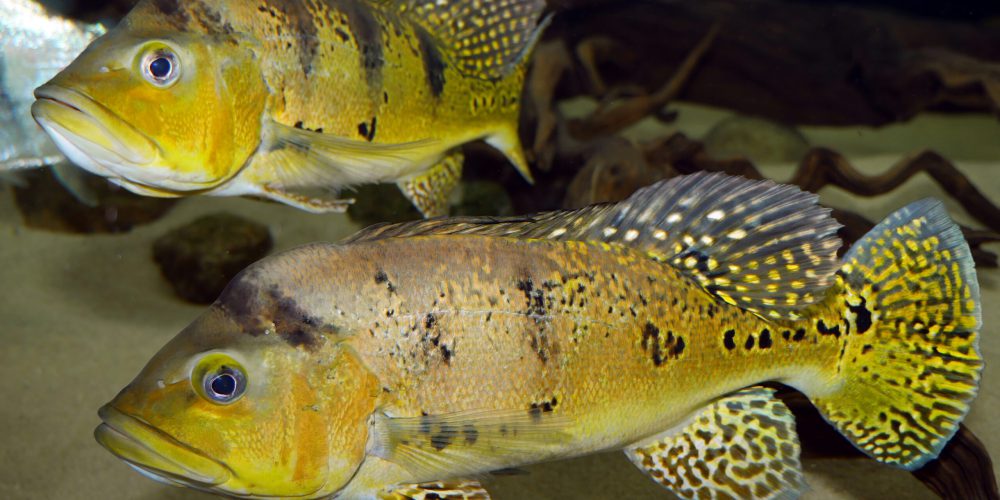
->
xmin=813 ymin=199 xmax=982 ymax=470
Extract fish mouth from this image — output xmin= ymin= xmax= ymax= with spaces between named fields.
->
xmin=95 ymin=404 xmax=232 ymax=489
xmin=31 ymin=85 xmax=215 ymax=194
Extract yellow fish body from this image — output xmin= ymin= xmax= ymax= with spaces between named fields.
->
xmin=31 ymin=0 xmax=545 ymax=216
xmin=96 ymin=173 xmax=982 ymax=499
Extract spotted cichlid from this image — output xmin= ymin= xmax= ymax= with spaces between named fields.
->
xmin=32 ymin=0 xmax=545 ymax=216
xmin=96 ymin=173 xmax=982 ymax=499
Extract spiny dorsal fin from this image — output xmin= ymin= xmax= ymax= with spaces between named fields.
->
xmin=398 ymin=0 xmax=548 ymax=80
xmin=345 ymin=173 xmax=842 ymax=319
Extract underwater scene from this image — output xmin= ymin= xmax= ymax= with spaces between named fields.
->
xmin=1 ymin=0 xmax=999 ymax=498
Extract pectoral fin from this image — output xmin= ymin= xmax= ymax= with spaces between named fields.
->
xmin=371 ymin=408 xmax=570 ymax=480
xmin=396 ymin=149 xmax=464 ymax=218
xmin=379 ymin=480 xmax=490 ymax=500
xmin=625 ymin=387 xmax=805 ymax=500
xmin=259 ymin=119 xmax=440 ymax=190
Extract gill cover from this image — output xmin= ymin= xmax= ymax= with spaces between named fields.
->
xmin=97 ymin=307 xmax=380 ymax=498
xmin=34 ymin=0 xmax=267 ymax=193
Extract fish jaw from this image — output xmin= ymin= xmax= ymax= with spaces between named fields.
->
xmin=31 ymin=84 xmax=221 ymax=194
xmin=95 ymin=404 xmax=232 ymax=490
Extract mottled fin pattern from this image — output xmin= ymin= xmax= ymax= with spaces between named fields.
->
xmin=813 ymin=199 xmax=982 ymax=470
xmin=380 ymin=480 xmax=490 ymax=500
xmin=397 ymin=149 xmax=464 ymax=217
xmin=625 ymin=387 xmax=804 ymax=500
xmin=373 ymin=409 xmax=570 ymax=480
xmin=400 ymin=0 xmax=548 ymax=79
xmin=346 ymin=173 xmax=842 ymax=319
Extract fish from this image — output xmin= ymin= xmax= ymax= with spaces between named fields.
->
xmin=31 ymin=0 xmax=547 ymax=217
xmin=95 ymin=172 xmax=982 ymax=499
xmin=1 ymin=0 xmax=106 ymax=202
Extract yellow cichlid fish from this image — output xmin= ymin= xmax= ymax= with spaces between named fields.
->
xmin=96 ymin=173 xmax=982 ymax=499
xmin=32 ymin=0 xmax=546 ymax=217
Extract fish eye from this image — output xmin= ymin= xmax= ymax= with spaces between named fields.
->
xmin=193 ymin=354 xmax=248 ymax=405
xmin=203 ymin=366 xmax=246 ymax=404
xmin=140 ymin=47 xmax=180 ymax=87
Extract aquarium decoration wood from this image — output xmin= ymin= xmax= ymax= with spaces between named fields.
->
xmin=540 ymin=0 xmax=1000 ymax=125
xmin=506 ymin=2 xmax=1000 ymax=497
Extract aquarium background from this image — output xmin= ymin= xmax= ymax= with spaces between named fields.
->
xmin=2 ymin=0 xmax=999 ymax=498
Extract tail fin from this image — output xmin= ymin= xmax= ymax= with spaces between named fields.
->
xmin=813 ymin=199 xmax=982 ymax=470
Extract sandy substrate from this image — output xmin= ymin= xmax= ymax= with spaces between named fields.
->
xmin=0 ymin=105 xmax=996 ymax=499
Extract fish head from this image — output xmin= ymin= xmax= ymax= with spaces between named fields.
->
xmin=96 ymin=303 xmax=380 ymax=498
xmin=31 ymin=1 xmax=267 ymax=197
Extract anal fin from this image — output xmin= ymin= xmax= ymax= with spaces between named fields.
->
xmin=380 ymin=480 xmax=490 ymax=500
xmin=625 ymin=387 xmax=805 ymax=500
xmin=397 ymin=149 xmax=464 ymax=218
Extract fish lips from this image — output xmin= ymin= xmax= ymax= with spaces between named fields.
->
xmin=31 ymin=85 xmax=215 ymax=194
xmin=94 ymin=404 xmax=232 ymax=489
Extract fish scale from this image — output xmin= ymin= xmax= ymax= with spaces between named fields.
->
xmin=32 ymin=0 xmax=543 ymax=216
xmin=95 ymin=173 xmax=982 ymax=499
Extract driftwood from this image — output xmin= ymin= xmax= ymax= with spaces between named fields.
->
xmin=778 ymin=389 xmax=1000 ymax=500
xmin=539 ymin=0 xmax=1000 ymax=126
xmin=514 ymin=6 xmax=1000 ymax=493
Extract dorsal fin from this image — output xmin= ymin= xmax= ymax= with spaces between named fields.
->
xmin=344 ymin=173 xmax=843 ymax=319
xmin=397 ymin=0 xmax=549 ymax=80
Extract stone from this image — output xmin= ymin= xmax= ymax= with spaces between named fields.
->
xmin=11 ymin=167 xmax=177 ymax=233
xmin=152 ymin=213 xmax=273 ymax=304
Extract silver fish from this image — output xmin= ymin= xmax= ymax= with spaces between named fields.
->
xmin=0 ymin=0 xmax=104 ymax=199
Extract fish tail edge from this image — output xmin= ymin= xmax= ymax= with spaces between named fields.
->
xmin=811 ymin=199 xmax=982 ymax=470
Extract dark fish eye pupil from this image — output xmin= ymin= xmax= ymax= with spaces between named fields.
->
xmin=149 ymin=57 xmax=172 ymax=79
xmin=211 ymin=373 xmax=236 ymax=397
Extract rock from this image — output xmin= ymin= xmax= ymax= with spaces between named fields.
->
xmin=152 ymin=213 xmax=273 ymax=304
xmin=11 ymin=167 xmax=177 ymax=233
xmin=703 ymin=115 xmax=810 ymax=164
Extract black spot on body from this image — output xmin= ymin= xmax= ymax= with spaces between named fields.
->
xmin=759 ymin=329 xmax=772 ymax=349
xmin=463 ymin=425 xmax=478 ymax=445
xmin=817 ymin=319 xmax=841 ymax=337
xmin=374 ymin=270 xmax=388 ymax=283
xmin=745 ymin=334 xmax=755 ymax=350
xmin=793 ymin=328 xmax=806 ymax=341
xmin=425 ymin=313 xmax=437 ymax=329
xmin=416 ymin=28 xmax=446 ymax=97
xmin=440 ymin=344 xmax=453 ymax=364
xmin=723 ymin=329 xmax=736 ymax=350
xmin=849 ymin=297 xmax=873 ymax=334
xmin=430 ymin=423 xmax=455 ymax=451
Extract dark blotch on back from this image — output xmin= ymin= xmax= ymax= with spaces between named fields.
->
xmin=415 ymin=27 xmax=446 ymax=97
xmin=217 ymin=278 xmax=330 ymax=350
xmin=337 ymin=0 xmax=384 ymax=85
xmin=266 ymin=0 xmax=319 ymax=75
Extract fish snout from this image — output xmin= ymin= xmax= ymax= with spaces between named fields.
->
xmin=94 ymin=404 xmax=231 ymax=487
